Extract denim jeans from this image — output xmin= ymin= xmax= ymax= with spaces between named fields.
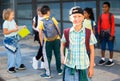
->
xmin=63 ymin=66 xmax=92 ymax=81
xmin=100 ymin=32 xmax=114 ymax=52
xmin=6 ymin=43 xmax=22 ymax=69
xmin=4 ymin=35 xmax=22 ymax=69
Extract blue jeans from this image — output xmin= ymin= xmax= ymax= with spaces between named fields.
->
xmin=4 ymin=35 xmax=22 ymax=69
xmin=63 ymin=66 xmax=92 ymax=81
xmin=6 ymin=44 xmax=22 ymax=69
xmin=100 ymin=33 xmax=114 ymax=52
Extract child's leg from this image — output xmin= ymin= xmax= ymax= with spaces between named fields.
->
xmin=53 ymin=39 xmax=62 ymax=73
xmin=43 ymin=42 xmax=50 ymax=75
xmin=45 ymin=41 xmax=53 ymax=72
xmin=6 ymin=49 xmax=15 ymax=69
xmin=108 ymin=40 xmax=114 ymax=59
xmin=15 ymin=43 xmax=22 ymax=68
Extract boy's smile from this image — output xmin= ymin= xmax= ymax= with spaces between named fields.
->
xmin=70 ymin=13 xmax=84 ymax=26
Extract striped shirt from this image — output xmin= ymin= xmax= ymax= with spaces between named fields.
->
xmin=61 ymin=26 xmax=97 ymax=69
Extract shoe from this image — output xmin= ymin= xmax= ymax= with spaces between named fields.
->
xmin=40 ymin=74 xmax=51 ymax=78
xmin=105 ymin=61 xmax=115 ymax=66
xmin=32 ymin=57 xmax=39 ymax=69
xmin=19 ymin=64 xmax=26 ymax=70
xmin=7 ymin=67 xmax=16 ymax=73
xmin=98 ymin=59 xmax=105 ymax=65
xmin=40 ymin=62 xmax=44 ymax=69
xmin=58 ymin=72 xmax=63 ymax=76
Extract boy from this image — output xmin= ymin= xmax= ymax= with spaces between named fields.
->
xmin=98 ymin=2 xmax=115 ymax=66
xmin=61 ymin=6 xmax=97 ymax=81
xmin=39 ymin=5 xmax=62 ymax=78
xmin=32 ymin=7 xmax=44 ymax=70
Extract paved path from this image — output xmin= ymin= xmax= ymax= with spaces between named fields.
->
xmin=0 ymin=35 xmax=120 ymax=81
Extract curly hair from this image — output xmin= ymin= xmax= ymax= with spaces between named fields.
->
xmin=2 ymin=8 xmax=14 ymax=20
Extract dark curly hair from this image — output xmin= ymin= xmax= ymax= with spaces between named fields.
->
xmin=84 ymin=7 xmax=95 ymax=21
xmin=103 ymin=2 xmax=110 ymax=8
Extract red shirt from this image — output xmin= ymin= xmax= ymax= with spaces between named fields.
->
xmin=98 ymin=13 xmax=115 ymax=36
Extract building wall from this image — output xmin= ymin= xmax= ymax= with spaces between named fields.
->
xmin=0 ymin=0 xmax=120 ymax=51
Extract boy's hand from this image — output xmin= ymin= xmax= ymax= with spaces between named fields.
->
xmin=88 ymin=67 xmax=94 ymax=78
xmin=12 ymin=27 xmax=19 ymax=32
xmin=109 ymin=36 xmax=113 ymax=41
xmin=61 ymin=56 xmax=65 ymax=64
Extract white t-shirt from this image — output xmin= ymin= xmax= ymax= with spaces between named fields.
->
xmin=3 ymin=19 xmax=17 ymax=37
xmin=33 ymin=15 xmax=44 ymax=31
xmin=83 ymin=19 xmax=96 ymax=30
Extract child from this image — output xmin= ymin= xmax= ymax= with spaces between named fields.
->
xmin=32 ymin=7 xmax=44 ymax=70
xmin=2 ymin=8 xmax=25 ymax=73
xmin=39 ymin=5 xmax=62 ymax=78
xmin=98 ymin=2 xmax=115 ymax=66
xmin=61 ymin=6 xmax=97 ymax=81
xmin=83 ymin=7 xmax=96 ymax=34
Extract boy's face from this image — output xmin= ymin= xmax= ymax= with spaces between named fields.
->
xmin=9 ymin=12 xmax=14 ymax=20
xmin=47 ymin=10 xmax=50 ymax=16
xmin=103 ymin=4 xmax=110 ymax=13
xmin=70 ymin=13 xmax=84 ymax=26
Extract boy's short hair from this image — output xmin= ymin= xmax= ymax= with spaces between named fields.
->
xmin=103 ymin=2 xmax=110 ymax=8
xmin=69 ymin=6 xmax=83 ymax=16
xmin=41 ymin=5 xmax=50 ymax=15
xmin=2 ymin=8 xmax=14 ymax=20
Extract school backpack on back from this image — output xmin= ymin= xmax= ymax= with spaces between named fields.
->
xmin=33 ymin=15 xmax=39 ymax=42
xmin=42 ymin=18 xmax=59 ymax=41
xmin=63 ymin=28 xmax=91 ymax=57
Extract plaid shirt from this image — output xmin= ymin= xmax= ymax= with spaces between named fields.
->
xmin=61 ymin=27 xmax=97 ymax=69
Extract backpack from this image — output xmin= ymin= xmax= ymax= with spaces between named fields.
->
xmin=63 ymin=28 xmax=91 ymax=57
xmin=42 ymin=18 xmax=59 ymax=41
xmin=33 ymin=15 xmax=39 ymax=42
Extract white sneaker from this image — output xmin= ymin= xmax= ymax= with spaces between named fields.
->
xmin=32 ymin=57 xmax=39 ymax=69
xmin=40 ymin=62 xmax=44 ymax=69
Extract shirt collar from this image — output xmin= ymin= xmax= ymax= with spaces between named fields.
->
xmin=70 ymin=26 xmax=85 ymax=33
xmin=44 ymin=16 xmax=50 ymax=20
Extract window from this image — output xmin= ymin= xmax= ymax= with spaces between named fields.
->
xmin=100 ymin=0 xmax=120 ymax=24
xmin=17 ymin=20 xmax=32 ymax=33
xmin=17 ymin=4 xmax=32 ymax=19
xmin=63 ymin=1 xmax=96 ymax=21
xmin=17 ymin=0 xmax=32 ymax=3
xmin=37 ymin=3 xmax=60 ymax=20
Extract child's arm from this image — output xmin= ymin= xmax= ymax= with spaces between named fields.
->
xmin=55 ymin=25 xmax=61 ymax=36
xmin=60 ymin=42 xmax=65 ymax=64
xmin=88 ymin=44 xmax=95 ymax=77
xmin=3 ymin=25 xmax=18 ymax=35
xmin=39 ymin=29 xmax=43 ymax=46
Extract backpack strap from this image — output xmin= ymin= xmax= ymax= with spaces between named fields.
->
xmin=91 ymin=20 xmax=94 ymax=29
xmin=35 ymin=15 xmax=38 ymax=28
xmin=109 ymin=13 xmax=112 ymax=34
xmin=64 ymin=28 xmax=91 ymax=55
xmin=63 ymin=28 xmax=70 ymax=48
xmin=85 ymin=28 xmax=91 ymax=57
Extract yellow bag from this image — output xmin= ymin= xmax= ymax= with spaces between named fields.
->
xmin=18 ymin=27 xmax=30 ymax=38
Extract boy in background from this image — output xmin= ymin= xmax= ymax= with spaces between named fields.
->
xmin=39 ymin=5 xmax=62 ymax=78
xmin=98 ymin=2 xmax=115 ymax=66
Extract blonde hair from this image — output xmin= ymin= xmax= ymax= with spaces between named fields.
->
xmin=2 ymin=8 xmax=14 ymax=20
